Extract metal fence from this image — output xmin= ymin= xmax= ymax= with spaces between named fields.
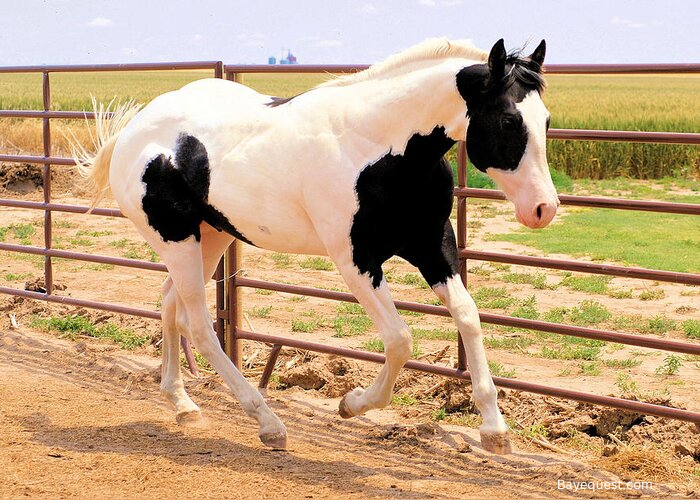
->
xmin=0 ymin=61 xmax=698 ymax=423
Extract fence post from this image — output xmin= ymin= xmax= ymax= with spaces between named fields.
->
xmin=42 ymin=71 xmax=53 ymax=295
xmin=456 ymin=141 xmax=468 ymax=371
xmin=221 ymin=70 xmax=244 ymax=368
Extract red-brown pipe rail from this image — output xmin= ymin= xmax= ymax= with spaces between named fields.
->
xmin=0 ymin=60 xmax=698 ymax=424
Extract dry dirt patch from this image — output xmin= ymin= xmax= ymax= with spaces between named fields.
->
xmin=3 ymin=327 xmax=687 ymax=498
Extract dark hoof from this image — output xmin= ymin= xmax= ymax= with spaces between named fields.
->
xmin=338 ymin=395 xmax=355 ymax=419
xmin=480 ymin=432 xmax=513 ymax=455
xmin=260 ymin=431 xmax=287 ymax=450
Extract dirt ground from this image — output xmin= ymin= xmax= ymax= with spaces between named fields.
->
xmin=1 ymin=167 xmax=699 ymax=497
xmin=0 ymin=327 xmax=691 ymax=498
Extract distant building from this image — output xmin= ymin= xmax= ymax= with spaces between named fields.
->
xmin=268 ymin=50 xmax=298 ymax=65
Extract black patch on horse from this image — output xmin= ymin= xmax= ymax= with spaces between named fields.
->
xmin=456 ymin=40 xmax=546 ymax=173
xmin=350 ymin=127 xmax=460 ymax=288
xmin=266 ymin=93 xmax=303 ymax=107
xmin=141 ymin=134 xmax=253 ymax=245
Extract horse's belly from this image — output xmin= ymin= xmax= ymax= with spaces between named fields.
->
xmin=237 ymin=215 xmax=327 ymax=255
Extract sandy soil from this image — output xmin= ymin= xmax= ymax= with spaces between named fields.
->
xmin=1 ymin=326 xmax=684 ymax=499
xmin=1 ymin=169 xmax=699 ymax=497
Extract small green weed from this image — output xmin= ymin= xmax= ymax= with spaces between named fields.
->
xmin=299 ymin=256 xmax=334 ymax=271
xmin=389 ymin=272 xmax=430 ymax=289
xmin=412 ymin=328 xmax=457 ymax=341
xmin=607 ymin=288 xmax=633 ymax=299
xmin=512 ymin=295 xmax=539 ymax=320
xmin=483 ymin=335 xmax=532 ymax=351
xmin=602 ymin=358 xmax=642 ymax=368
xmin=540 ymin=345 xmax=599 ymax=361
xmin=431 ymin=408 xmax=447 ymax=421
xmin=336 ymin=303 xmax=364 ymax=315
xmin=644 ymin=316 xmax=676 ymax=334
xmin=110 ymin=238 xmax=129 ymax=248
xmin=270 ymin=252 xmax=294 ymax=268
xmin=472 ymin=286 xmax=515 ymax=309
xmin=569 ymin=301 xmax=611 ymax=326
xmin=561 ymin=274 xmax=611 ymax=294
xmin=332 ymin=314 xmax=373 ymax=337
xmin=488 ymin=361 xmax=516 ymax=378
xmin=4 ymin=272 xmax=33 ymax=281
xmin=502 ymin=272 xmax=550 ymax=290
xmin=30 ymin=314 xmax=149 ymax=349
xmin=12 ymin=223 xmax=36 ymax=244
xmin=291 ymin=318 xmax=321 ymax=333
xmin=615 ymin=372 xmax=639 ymax=396
xmin=639 ymin=289 xmax=665 ymax=301
xmin=682 ymin=319 xmax=700 ymax=339
xmin=249 ymin=306 xmax=273 ymax=318
xmin=579 ymin=362 xmax=601 ymax=376
xmin=391 ymin=394 xmax=418 ymax=406
xmin=362 ymin=338 xmax=384 ymax=352
xmin=656 ymin=355 xmax=682 ymax=376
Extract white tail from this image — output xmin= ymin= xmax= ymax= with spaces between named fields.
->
xmin=69 ymin=97 xmax=142 ymax=210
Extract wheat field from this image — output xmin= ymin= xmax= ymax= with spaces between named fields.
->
xmin=0 ymin=70 xmax=698 ymax=179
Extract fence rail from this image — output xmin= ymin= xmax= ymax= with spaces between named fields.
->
xmin=1 ymin=60 xmax=698 ymax=424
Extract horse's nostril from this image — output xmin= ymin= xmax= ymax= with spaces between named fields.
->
xmin=536 ymin=204 xmax=543 ymax=220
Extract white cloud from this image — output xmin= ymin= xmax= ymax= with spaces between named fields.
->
xmin=419 ymin=0 xmax=436 ymax=5
xmin=191 ymin=34 xmax=203 ymax=43
xmin=85 ymin=17 xmax=113 ymax=28
xmin=314 ymin=39 xmax=342 ymax=48
xmin=359 ymin=3 xmax=377 ymax=14
xmin=611 ymin=16 xmax=646 ymax=29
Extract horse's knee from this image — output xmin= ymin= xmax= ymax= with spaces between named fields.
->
xmin=383 ymin=326 xmax=412 ymax=363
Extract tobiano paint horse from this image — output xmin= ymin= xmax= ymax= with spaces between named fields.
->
xmin=74 ymin=38 xmax=558 ymax=454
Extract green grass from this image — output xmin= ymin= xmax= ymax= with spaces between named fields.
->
xmin=543 ymin=300 xmax=611 ymax=327
xmin=644 ymin=316 xmax=676 ymax=334
xmin=483 ymin=335 xmax=533 ymax=351
xmin=682 ymin=320 xmax=700 ymax=339
xmin=4 ymin=272 xmax=33 ymax=281
xmin=270 ymin=252 xmax=294 ymax=269
xmin=579 ymin=362 xmax=601 ymax=376
xmin=249 ymin=306 xmax=273 ymax=318
xmin=491 ymin=208 xmax=700 ymax=273
xmin=540 ymin=345 xmax=600 ymax=361
xmin=471 ymin=286 xmax=515 ymax=309
xmin=639 ymin=289 xmax=665 ymax=301
xmin=656 ymin=355 xmax=683 ymax=376
xmin=511 ymin=295 xmax=539 ymax=320
xmin=501 ymin=272 xmax=550 ymax=290
xmin=291 ymin=318 xmax=321 ymax=333
xmin=361 ymin=338 xmax=421 ymax=358
xmin=602 ymin=358 xmax=642 ymax=369
xmin=412 ymin=328 xmax=457 ymax=341
xmin=332 ymin=314 xmax=373 ymax=337
xmin=391 ymin=394 xmax=418 ymax=406
xmin=560 ymin=274 xmax=611 ymax=294
xmin=30 ymin=314 xmax=150 ymax=349
xmin=299 ymin=256 xmax=334 ymax=271
xmin=388 ymin=272 xmax=430 ymax=289
xmin=488 ymin=361 xmax=516 ymax=378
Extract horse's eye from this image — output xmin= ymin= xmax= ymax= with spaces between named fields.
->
xmin=501 ymin=116 xmax=517 ymax=131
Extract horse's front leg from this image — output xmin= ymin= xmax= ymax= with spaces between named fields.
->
xmin=331 ymin=255 xmax=412 ymax=418
xmin=432 ymin=277 xmax=511 ymax=454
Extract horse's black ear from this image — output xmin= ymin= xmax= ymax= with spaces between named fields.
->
xmin=529 ymin=39 xmax=546 ymax=68
xmin=488 ymin=39 xmax=506 ymax=83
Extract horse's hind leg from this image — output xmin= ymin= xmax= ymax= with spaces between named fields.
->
xmin=160 ymin=276 xmax=202 ymax=424
xmin=154 ymin=234 xmax=286 ymax=448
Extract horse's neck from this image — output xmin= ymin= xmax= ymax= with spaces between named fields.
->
xmin=331 ymin=59 xmax=472 ymax=156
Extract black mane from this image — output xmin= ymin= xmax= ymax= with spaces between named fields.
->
xmin=501 ymin=50 xmax=546 ymax=93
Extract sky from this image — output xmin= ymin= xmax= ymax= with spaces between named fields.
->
xmin=0 ymin=0 xmax=698 ymax=66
